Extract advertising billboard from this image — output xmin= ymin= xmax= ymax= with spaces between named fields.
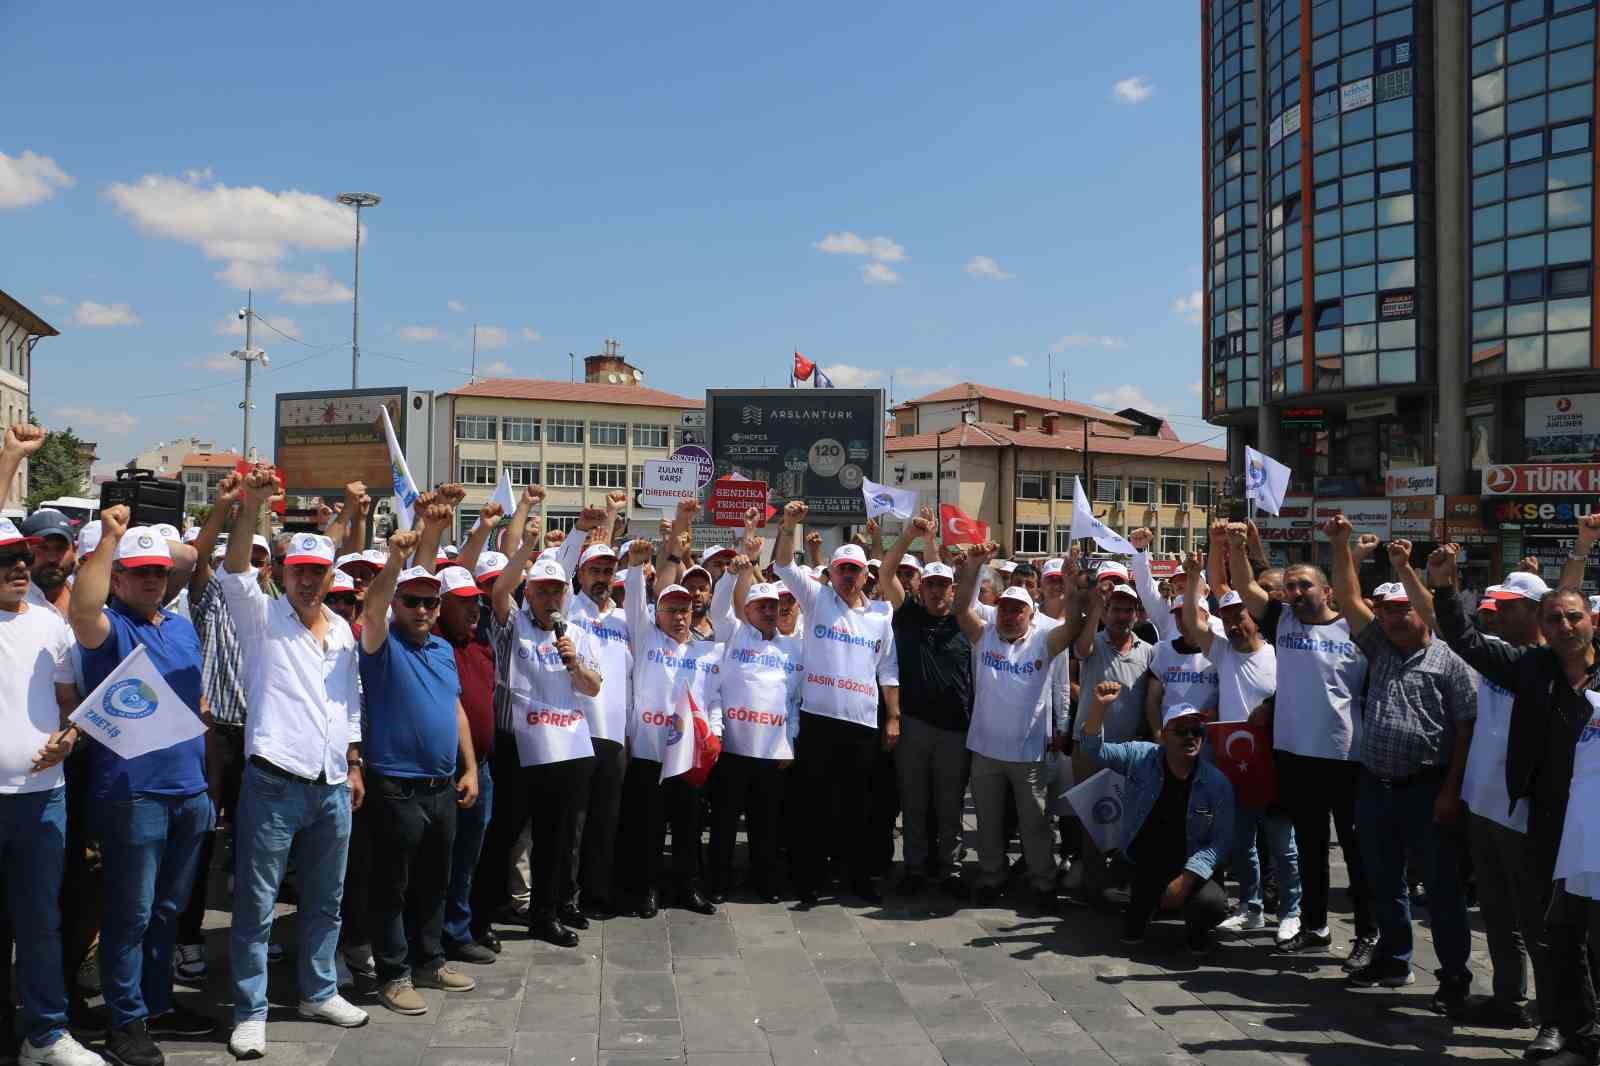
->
xmin=1524 ymin=393 xmax=1600 ymax=461
xmin=275 ymin=388 xmax=411 ymax=497
xmin=706 ymin=389 xmax=884 ymax=521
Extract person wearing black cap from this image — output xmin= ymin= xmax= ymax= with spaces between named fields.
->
xmin=20 ymin=509 xmax=77 ymax=617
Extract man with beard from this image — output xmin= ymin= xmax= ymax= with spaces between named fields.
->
xmin=21 ymin=509 xmax=76 ymax=615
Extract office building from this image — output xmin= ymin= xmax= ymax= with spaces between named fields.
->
xmin=0 ymin=290 xmax=58 ymax=507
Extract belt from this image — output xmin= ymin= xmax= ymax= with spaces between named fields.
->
xmin=1373 ymin=764 xmax=1449 ymax=788
xmin=387 ymin=773 xmax=456 ymax=790
xmin=250 ymin=755 xmax=328 ymax=786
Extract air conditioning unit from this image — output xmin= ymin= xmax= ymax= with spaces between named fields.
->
xmin=1177 ymin=503 xmax=1190 ymax=512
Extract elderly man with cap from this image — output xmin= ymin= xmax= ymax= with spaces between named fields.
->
xmin=355 ymin=530 xmax=480 ymax=1013
xmin=773 ymin=501 xmax=900 ymax=906
xmin=221 ymin=466 xmax=369 ymax=1058
xmin=954 ymin=543 xmax=1074 ymax=907
xmin=0 ymin=495 xmax=105 ymax=1064
xmin=488 ymin=511 xmax=603 ymax=946
xmin=621 ymin=537 xmax=724 ymax=917
xmin=323 ymin=570 xmax=360 ymax=625
xmin=67 ymin=505 xmax=216 ymax=1064
xmin=1078 ymin=682 xmax=1235 ymax=954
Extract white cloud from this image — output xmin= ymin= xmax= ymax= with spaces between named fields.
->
xmin=814 ymin=232 xmax=906 ymax=262
xmin=53 ymin=405 xmax=137 ymax=435
xmin=1112 ymin=76 xmax=1155 ymax=104
xmin=519 ymin=327 xmax=542 ymax=343
xmin=861 ymin=262 xmax=900 ymax=285
xmin=479 ymin=360 xmax=514 ymax=376
xmin=476 ymin=326 xmax=510 ymax=351
xmin=73 ymin=301 xmax=140 ymax=328
xmin=190 ymin=353 xmax=240 ymax=372
xmin=397 ymin=325 xmax=442 ymax=343
xmin=965 ymin=255 xmax=1013 ymax=281
xmin=1007 ymin=355 xmax=1029 ymax=368
xmin=42 ymin=293 xmax=65 ymax=306
xmin=820 ymin=364 xmax=959 ymax=390
xmin=1092 ymin=385 xmax=1170 ymax=416
xmin=215 ymin=314 xmax=300 ymax=338
xmin=1050 ymin=334 xmax=1128 ymax=353
xmin=0 ymin=151 xmax=75 ymax=209
xmin=216 ymin=262 xmax=351 ymax=304
xmin=1172 ymin=289 xmax=1203 ymax=325
xmin=447 ymin=299 xmax=466 ymax=313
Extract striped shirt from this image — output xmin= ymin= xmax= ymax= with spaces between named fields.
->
xmin=1354 ymin=626 xmax=1477 ymax=781
xmin=193 ymin=573 xmax=248 ymax=728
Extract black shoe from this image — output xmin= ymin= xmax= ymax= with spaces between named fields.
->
xmin=1526 ymin=1024 xmax=1566 ymax=1059
xmin=1348 ymin=959 xmax=1414 ymax=988
xmin=106 ymin=1020 xmax=164 ymax=1066
xmin=941 ymin=875 xmax=966 ymax=902
xmin=494 ymin=902 xmax=530 ymax=926
xmin=556 ymin=905 xmax=590 ymax=930
xmin=636 ymin=890 xmax=660 ymax=920
xmin=896 ymin=874 xmax=927 ymax=896
xmin=530 ymin=917 xmax=580 ymax=948
xmin=1185 ymin=932 xmax=1217 ymax=958
xmin=147 ymin=1005 xmax=218 ymax=1038
xmin=582 ymin=898 xmax=618 ymax=922
xmin=1456 ymin=996 xmax=1534 ymax=1029
xmin=850 ymin=880 xmax=883 ymax=905
xmin=676 ymin=888 xmax=718 ymax=916
xmin=68 ymin=999 xmax=106 ymax=1039
xmin=1430 ymin=973 xmax=1472 ymax=1015
xmin=445 ymin=939 xmax=498 ymax=965
xmin=476 ymin=929 xmax=502 ymax=955
xmin=1342 ymin=934 xmax=1379 ymax=973
xmin=1276 ymin=928 xmax=1334 ymax=954
xmin=793 ymin=889 xmax=819 ymax=909
xmin=1537 ymin=1049 xmax=1599 ymax=1066
xmin=704 ymin=887 xmax=728 ymax=905
xmin=974 ymin=884 xmax=1003 ymax=906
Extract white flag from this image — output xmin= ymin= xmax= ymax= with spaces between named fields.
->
xmin=659 ymin=688 xmax=701 ymax=782
xmin=862 ymin=478 xmax=918 ymax=520
xmin=1069 ymin=476 xmax=1138 ymax=556
xmin=380 ymin=404 xmax=421 ymax=530
xmin=473 ymin=471 xmax=516 ymax=533
xmin=510 ymin=694 xmax=594 ymax=767
xmin=1066 ymin=767 xmax=1127 ymax=853
xmin=70 ymin=645 xmax=207 ymax=762
xmin=1244 ymin=446 xmax=1292 ymax=517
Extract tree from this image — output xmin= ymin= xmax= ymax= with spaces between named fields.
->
xmin=24 ymin=425 xmax=91 ymax=511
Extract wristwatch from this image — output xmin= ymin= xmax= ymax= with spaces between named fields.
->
xmin=347 ymin=757 xmax=365 ymax=770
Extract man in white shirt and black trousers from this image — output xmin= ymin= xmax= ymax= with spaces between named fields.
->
xmin=773 ymin=501 xmax=901 ymax=906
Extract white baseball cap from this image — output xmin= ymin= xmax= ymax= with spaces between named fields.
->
xmin=395 ymin=565 xmax=442 ymax=591
xmin=253 ymin=534 xmax=272 ymax=554
xmin=329 ymin=570 xmax=357 ymax=593
xmin=997 ymin=586 xmax=1035 ymax=608
xmin=1216 ymin=589 xmax=1245 ymax=610
xmin=866 ymin=558 xmax=881 ymax=572
xmin=1097 ymin=561 xmax=1131 ymax=582
xmin=181 ymin=527 xmax=201 ymax=544
xmin=442 ymin=544 xmax=460 ymax=558
xmin=682 ymin=564 xmax=711 ymax=584
xmin=283 ymin=533 xmax=336 ymax=567
xmin=76 ymin=520 xmax=102 ymax=556
xmin=773 ymin=580 xmax=794 ymax=598
xmin=611 ymin=567 xmax=629 ymax=587
xmin=1588 ymin=594 xmax=1600 ymax=614
xmin=336 ymin=552 xmax=376 ymax=574
xmin=701 ymin=545 xmax=736 ymax=562
xmin=579 ymin=543 xmax=618 ymax=568
xmin=1107 ymin=582 xmax=1139 ymax=602
xmin=474 ymin=551 xmax=508 ymax=583
xmin=922 ymin=562 xmax=956 ymax=581
xmin=744 ymin=582 xmax=780 ymax=605
xmin=831 ymin=544 xmax=869 ymax=569
xmin=437 ymin=566 xmax=480 ymax=598
xmin=0 ymin=517 xmax=25 ymax=549
xmin=526 ymin=558 xmax=569 ymax=585
xmin=656 ymin=582 xmax=692 ymax=604
xmin=360 ymin=548 xmax=387 ymax=568
xmin=895 ymin=556 xmax=924 ymax=573
xmin=1040 ymin=558 xmax=1064 ymax=578
xmin=994 ymin=559 xmax=1017 ymax=575
xmin=1491 ymin=572 xmax=1550 ymax=602
xmin=1373 ymin=582 xmax=1411 ymax=604
xmin=1162 ymin=703 xmax=1207 ymax=728
xmin=114 ymin=528 xmax=173 ymax=569
xmin=151 ymin=523 xmax=182 ymax=543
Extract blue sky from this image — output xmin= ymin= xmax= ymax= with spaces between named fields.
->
xmin=3 ymin=0 xmax=1211 ymax=468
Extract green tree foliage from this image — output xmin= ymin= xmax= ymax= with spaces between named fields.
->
xmin=24 ymin=424 xmax=91 ymax=511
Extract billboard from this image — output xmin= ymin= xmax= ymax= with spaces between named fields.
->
xmin=1525 ymin=393 xmax=1600 ymax=461
xmin=706 ymin=388 xmax=884 ymax=521
xmin=275 ymin=388 xmax=414 ymax=497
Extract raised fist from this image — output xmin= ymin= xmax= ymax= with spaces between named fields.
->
xmin=1322 ymin=513 xmax=1352 ymax=540
xmin=1093 ymin=680 xmax=1122 ymax=704
xmin=606 ymin=491 xmax=628 ymax=512
xmin=676 ymin=498 xmax=700 ymax=519
xmin=732 ymin=554 xmax=754 ymax=574
xmin=1182 ymin=549 xmax=1204 ymax=576
xmin=423 ymin=502 xmax=453 ymax=530
xmin=1427 ymin=543 xmax=1460 ymax=588
xmin=243 ymin=465 xmax=280 ymax=505
xmin=628 ymin=539 xmax=654 ymax=566
xmin=1353 ymin=533 xmax=1380 ymax=561
xmin=100 ymin=504 xmax=130 ymax=541
xmin=784 ymin=500 xmax=809 ymax=526
xmin=521 ymin=485 xmax=546 ymax=506
xmin=911 ymin=505 xmax=935 ymax=535
xmin=864 ymin=518 xmax=879 ymax=538
xmin=1387 ymin=539 xmax=1413 ymax=567
xmin=576 ymin=505 xmax=607 ymax=532
xmin=386 ymin=530 xmax=420 ymax=557
xmin=478 ymin=501 xmax=504 ymax=528
xmin=214 ymin=472 xmax=244 ymax=508
xmin=804 ymin=532 xmax=822 ymax=549
xmin=437 ymin=483 xmax=466 ymax=508
xmin=2 ymin=423 xmax=45 ymax=456
xmin=1128 ymin=528 xmax=1153 ymax=552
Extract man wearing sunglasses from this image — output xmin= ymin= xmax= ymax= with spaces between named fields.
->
xmin=1079 ymin=683 xmax=1234 ymax=954
xmin=323 ymin=571 xmax=360 ymax=625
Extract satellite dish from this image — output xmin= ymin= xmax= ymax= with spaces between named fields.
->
xmin=608 ymin=373 xmax=620 ymax=383
xmin=632 ymin=369 xmax=643 ymax=381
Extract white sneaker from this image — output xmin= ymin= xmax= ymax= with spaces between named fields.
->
xmin=1218 ymin=909 xmax=1265 ymax=932
xmin=19 ymin=1032 xmax=106 ymax=1066
xmin=1275 ymin=915 xmax=1302 ymax=944
xmin=175 ymin=943 xmax=207 ymax=982
xmin=335 ymin=954 xmax=354 ymax=990
xmin=228 ymin=1019 xmax=267 ymax=1060
xmin=298 ymin=994 xmax=370 ymax=1028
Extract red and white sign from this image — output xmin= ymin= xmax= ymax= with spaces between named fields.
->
xmin=1384 ymin=466 xmax=1438 ymax=498
xmin=708 ymin=478 xmax=769 ymax=527
xmin=1315 ymin=499 xmax=1391 ymax=541
xmin=1256 ymin=494 xmax=1315 ymax=542
xmin=1482 ymin=463 xmax=1600 ymax=496
xmin=939 ymin=503 xmax=989 ymax=545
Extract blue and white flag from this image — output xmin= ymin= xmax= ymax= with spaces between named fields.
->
xmin=1069 ymin=476 xmax=1138 ymax=556
xmin=1066 ymin=768 xmax=1126 ymax=852
xmin=1243 ymin=445 xmax=1292 ymax=517
xmin=473 ymin=470 xmax=516 ymax=533
xmin=380 ymin=404 xmax=420 ymax=530
xmin=813 ymin=367 xmax=835 ymax=389
xmin=862 ymin=478 xmax=917 ymax=520
xmin=69 ymin=645 xmax=206 ymax=762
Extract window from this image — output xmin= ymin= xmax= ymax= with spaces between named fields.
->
xmin=458 ymin=459 xmax=495 ymax=485
xmin=1014 ymin=524 xmax=1049 ymax=555
xmin=591 ymin=421 xmax=627 ymax=447
xmin=589 ymin=463 xmax=627 ymax=488
xmin=1160 ymin=528 xmax=1188 ymax=555
xmin=1093 ymin=476 xmax=1121 ymax=502
xmin=1055 ymin=474 xmax=1077 ymax=500
xmin=1127 ymin=477 xmax=1155 ymax=505
xmin=1161 ymin=480 xmax=1188 ymax=506
xmin=1192 ymin=480 xmax=1216 ymax=508
xmin=632 ymin=423 xmax=669 ymax=449
xmin=502 ymin=417 xmax=539 ymax=443
xmin=548 ymin=419 xmax=584 ymax=445
xmin=1016 ymin=472 xmax=1047 ymax=500
xmin=456 ymin=510 xmax=480 ymax=543
xmin=1054 ymin=527 xmax=1075 ymax=554
xmin=631 ymin=465 xmax=645 ymax=488
xmin=546 ymin=463 xmax=583 ymax=487
xmin=545 ymin=512 xmax=579 ymax=536
xmin=505 ymin=461 xmax=539 ymax=486
xmin=455 ymin=415 xmax=496 ymax=441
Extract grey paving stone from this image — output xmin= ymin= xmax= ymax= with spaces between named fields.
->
xmin=680 ymin=995 xmax=770 ymax=1052
xmin=683 ymin=1055 xmax=774 ymax=1066
xmin=1087 ymin=1021 xmax=1185 ymax=1059
xmin=598 ymin=1018 xmax=684 ymax=1054
xmin=670 ymin=922 xmax=741 ymax=958
xmin=431 ymin=1000 xmax=522 ymax=1048
xmin=909 ymin=997 xmax=1005 ymax=1042
xmin=671 ymin=955 xmax=750 ymax=993
xmin=988 ymin=1002 xmax=1087 ymax=1052
xmin=510 ymin=1031 xmax=599 ymax=1066
xmin=823 ymin=979 xmax=913 ymax=1022
xmin=417 ymin=1051 xmax=512 ymax=1066
xmin=867 ymin=940 xmax=945 ymax=966
xmin=605 ymin=940 xmax=674 ymax=973
xmin=454 ymin=974 xmax=534 ymax=1002
xmin=933 ymin=1037 xmax=1032 ymax=1066
xmin=604 ymin=972 xmax=680 ymax=1020
xmin=517 ymin=992 xmax=601 ymax=1033
xmin=1033 ymin=972 xmax=1136 ymax=1009
xmin=330 ymin=1026 xmax=429 ymax=1066
xmin=810 ymin=957 xmax=890 ymax=982
xmin=601 ymin=916 xmax=673 ymax=943
xmin=1064 ymin=1004 xmax=1152 ymax=1033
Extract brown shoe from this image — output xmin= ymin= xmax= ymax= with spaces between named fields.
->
xmin=414 ymin=964 xmax=476 ymax=992
xmin=378 ymin=977 xmax=427 ymax=1015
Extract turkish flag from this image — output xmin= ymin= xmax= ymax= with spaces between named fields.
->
xmin=793 ymin=351 xmax=815 ymax=381
xmin=939 ymin=503 xmax=989 ymax=545
xmin=1205 ymin=721 xmax=1278 ymax=809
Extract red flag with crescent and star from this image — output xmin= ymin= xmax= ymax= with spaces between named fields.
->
xmin=1206 ymin=721 xmax=1277 ymax=808
xmin=793 ymin=352 xmax=816 ymax=381
xmin=939 ymin=503 xmax=989 ymax=545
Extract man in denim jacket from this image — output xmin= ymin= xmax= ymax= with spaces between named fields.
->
xmin=1079 ymin=682 xmax=1235 ymax=953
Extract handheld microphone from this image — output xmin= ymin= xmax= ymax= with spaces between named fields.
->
xmin=549 ymin=610 xmax=567 ymax=640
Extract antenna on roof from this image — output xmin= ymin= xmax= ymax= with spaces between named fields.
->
xmin=1047 ymin=352 xmax=1053 ymax=398
xmin=470 ymin=325 xmax=478 ymax=383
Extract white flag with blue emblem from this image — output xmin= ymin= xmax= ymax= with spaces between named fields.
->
xmin=861 ymin=478 xmax=917 ymax=520
xmin=1243 ymin=445 xmax=1292 ymax=516
xmin=69 ymin=644 xmax=206 ymax=762
xmin=1066 ymin=767 xmax=1126 ymax=852
xmin=473 ymin=470 xmax=517 ymax=533
xmin=1069 ymin=476 xmax=1138 ymax=556
xmin=380 ymin=404 xmax=420 ymax=530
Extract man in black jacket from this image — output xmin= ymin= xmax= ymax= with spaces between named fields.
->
xmin=1428 ymin=543 xmax=1599 ymax=1065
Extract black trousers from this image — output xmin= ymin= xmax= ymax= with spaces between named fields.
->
xmin=791 ymin=712 xmax=881 ymax=894
xmin=865 ymin=748 xmax=900 ymax=878
xmin=708 ymin=753 xmax=786 ymax=891
xmin=340 ymin=779 xmax=375 ymax=948
xmin=618 ymin=757 xmax=704 ymax=897
xmin=578 ymin=738 xmax=626 ymax=907
xmin=1126 ymin=860 xmax=1231 ymax=945
xmin=470 ymin=737 xmax=524 ymax=936
xmin=61 ymin=749 xmax=101 ymax=998
xmin=177 ymin=727 xmax=246 ymax=944
xmin=1544 ymin=885 xmax=1600 ymax=1047
xmin=365 ymin=770 xmax=457 ymax=981
xmin=523 ymin=756 xmax=595 ymax=919
xmin=1275 ymin=750 xmax=1375 ymax=937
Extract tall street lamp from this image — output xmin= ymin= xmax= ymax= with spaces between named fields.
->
xmin=336 ymin=191 xmax=381 ymax=388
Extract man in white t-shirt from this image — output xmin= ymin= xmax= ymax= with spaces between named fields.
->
xmin=1142 ymin=592 xmax=1220 ymax=737
xmin=773 ymin=501 xmax=900 ymax=906
xmin=0 ymin=508 xmax=104 ymax=1066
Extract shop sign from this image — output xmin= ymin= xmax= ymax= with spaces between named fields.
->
xmin=1482 ymin=463 xmax=1600 ymax=496
xmin=1341 ymin=77 xmax=1374 ymax=112
xmin=1524 ymin=394 xmax=1600 ymax=461
xmin=1315 ymin=475 xmax=1366 ymax=497
xmin=1256 ymin=494 xmax=1315 ymax=542
xmin=1443 ymin=495 xmax=1497 ymax=545
xmin=1384 ymin=465 xmax=1437 ymax=497
xmin=1390 ymin=495 xmax=1438 ymax=536
xmin=1281 ymin=407 xmax=1325 ymax=429
xmin=1315 ymin=498 xmax=1391 ymax=541
xmin=1380 ymin=291 xmax=1415 ymax=319
xmin=1350 ymin=396 xmax=1398 ymax=420
xmin=1485 ymin=496 xmax=1600 ymax=534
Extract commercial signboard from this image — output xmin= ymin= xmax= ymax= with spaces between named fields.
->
xmin=1524 ymin=394 xmax=1600 ymax=461
xmin=1390 ymin=495 xmax=1439 ymax=536
xmin=706 ymin=389 xmax=884 ymax=520
xmin=1384 ymin=465 xmax=1437 ymax=497
xmin=1485 ymin=495 xmax=1600 ymax=535
xmin=1441 ymin=495 xmax=1496 ymax=545
xmin=275 ymin=388 xmax=410 ymax=497
xmin=1256 ymin=494 xmax=1315 ymax=542
xmin=1315 ymin=498 xmax=1391 ymax=541
xmin=1482 ymin=462 xmax=1600 ymax=495
xmin=1341 ymin=76 xmax=1374 ymax=112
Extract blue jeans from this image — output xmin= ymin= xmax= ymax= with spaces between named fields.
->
xmin=231 ymin=764 xmax=352 ymax=1021
xmin=1231 ymin=805 xmax=1301 ymax=920
xmin=1356 ymin=768 xmax=1471 ymax=978
xmin=0 ymin=789 xmax=70 ymax=1049
xmin=443 ymin=758 xmax=492 ymax=948
xmin=98 ymin=791 xmax=214 ymax=1029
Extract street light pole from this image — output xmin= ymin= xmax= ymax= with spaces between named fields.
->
xmin=231 ymin=291 xmax=269 ymax=460
xmin=336 ymin=192 xmax=382 ymax=389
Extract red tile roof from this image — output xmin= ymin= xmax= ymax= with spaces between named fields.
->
xmin=181 ymin=451 xmax=245 ymax=469
xmin=886 ymin=421 xmax=1225 ymax=463
xmin=448 ymin=378 xmax=703 ymax=409
xmin=895 ymin=383 xmax=1136 ymax=426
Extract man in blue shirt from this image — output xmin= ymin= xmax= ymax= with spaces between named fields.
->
xmin=69 ymin=507 xmax=215 ymax=1066
xmin=357 ymin=530 xmax=480 ymax=1017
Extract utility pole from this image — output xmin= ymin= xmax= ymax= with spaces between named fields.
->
xmin=470 ymin=325 xmax=479 ymax=383
xmin=336 ymin=191 xmax=382 ymax=389
xmin=231 ymin=291 xmax=269 ymax=460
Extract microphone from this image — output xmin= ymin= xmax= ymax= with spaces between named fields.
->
xmin=549 ymin=610 xmax=567 ymax=640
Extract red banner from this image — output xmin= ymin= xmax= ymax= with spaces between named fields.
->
xmin=708 ymin=478 xmax=769 ymax=527
xmin=939 ymin=503 xmax=989 ymax=545
xmin=1482 ymin=463 xmax=1600 ymax=496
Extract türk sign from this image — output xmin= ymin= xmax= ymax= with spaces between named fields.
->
xmin=1482 ymin=463 xmax=1600 ymax=496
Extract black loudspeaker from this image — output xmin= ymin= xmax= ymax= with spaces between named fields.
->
xmin=100 ymin=468 xmax=186 ymax=530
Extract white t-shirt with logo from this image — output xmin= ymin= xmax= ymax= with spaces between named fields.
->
xmin=710 ymin=623 xmax=803 ymax=759
xmin=1555 ymin=691 xmax=1600 ymax=899
xmin=503 ymin=610 xmax=602 ymax=765
xmin=1149 ymin=640 xmax=1219 ymax=715
xmin=1267 ymin=604 xmax=1368 ymax=760
xmin=1460 ymin=638 xmax=1528 ymax=833
xmin=568 ymin=593 xmax=632 ymax=744
xmin=1207 ymin=639 xmax=1278 ymax=723
xmin=968 ymin=625 xmax=1058 ymax=763
xmin=625 ymin=566 xmax=724 ymax=762
xmin=776 ymin=562 xmax=898 ymax=728
xmin=0 ymin=604 xmax=77 ymax=793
